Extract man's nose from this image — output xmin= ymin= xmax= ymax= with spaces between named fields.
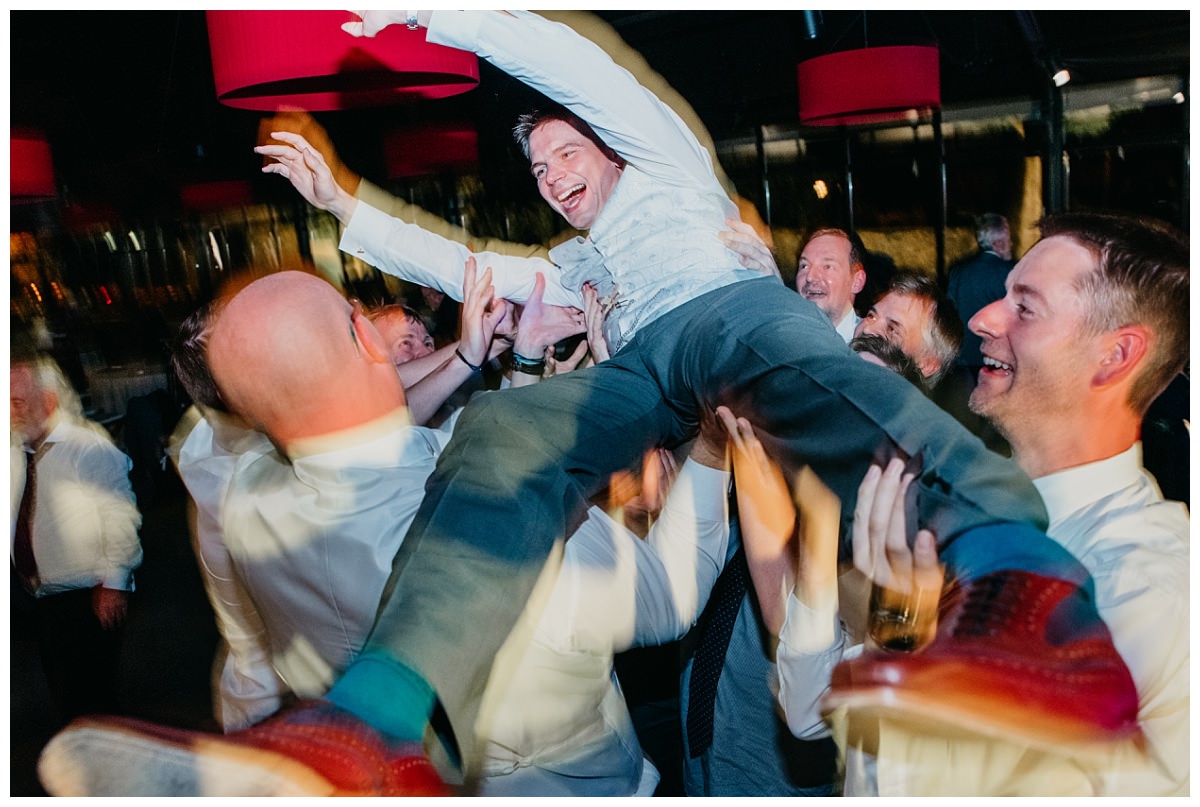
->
xmin=969 ymin=299 xmax=1003 ymax=338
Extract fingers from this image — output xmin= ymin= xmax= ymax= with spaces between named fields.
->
xmin=715 ymin=405 xmax=740 ymax=441
xmin=852 ymin=463 xmax=883 ymax=577
xmin=912 ymin=529 xmax=943 ymax=592
xmin=724 ymin=218 xmax=755 ymax=236
xmin=462 ymin=256 xmax=479 ymax=297
xmin=883 ymin=468 xmax=914 ymax=559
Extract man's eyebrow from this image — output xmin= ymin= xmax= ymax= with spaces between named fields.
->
xmin=1010 ymin=282 xmax=1047 ymax=304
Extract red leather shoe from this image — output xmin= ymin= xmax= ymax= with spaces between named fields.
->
xmin=38 ymin=699 xmax=449 ymax=797
xmin=822 ymin=570 xmax=1141 ymax=751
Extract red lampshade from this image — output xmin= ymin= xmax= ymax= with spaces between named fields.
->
xmin=385 ymin=123 xmax=479 ymax=179
xmin=206 ymin=11 xmax=479 ymax=111
xmin=11 ymin=130 xmax=57 ymax=200
xmin=797 ymin=46 xmax=940 ymax=127
xmin=181 ymin=180 xmax=255 ymax=211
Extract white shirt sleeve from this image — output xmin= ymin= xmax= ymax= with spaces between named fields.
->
xmin=425 ymin=10 xmax=721 ymax=193
xmin=340 ymin=201 xmax=580 ymax=308
xmin=79 ymin=437 xmax=143 ymax=591
xmin=536 ymin=459 xmax=730 ymax=656
xmin=775 ymin=591 xmax=852 ymax=740
xmin=192 ymin=501 xmax=286 ymax=731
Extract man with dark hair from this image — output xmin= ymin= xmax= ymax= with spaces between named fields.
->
xmin=170 ymin=300 xmax=227 ymax=412
xmin=850 ymin=333 xmax=925 ymax=387
xmin=41 ymin=11 xmax=1138 ymax=796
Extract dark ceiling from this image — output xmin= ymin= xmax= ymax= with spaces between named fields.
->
xmin=9 ymin=10 xmax=1191 ymax=219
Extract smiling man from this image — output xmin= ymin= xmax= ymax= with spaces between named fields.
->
xmin=58 ymin=11 xmax=1142 ymax=796
xmin=853 ymin=271 xmax=961 ymax=389
xmin=794 ymin=228 xmax=868 ymax=342
xmin=930 ymin=211 xmax=1188 ymax=795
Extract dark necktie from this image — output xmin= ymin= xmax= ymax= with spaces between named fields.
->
xmin=686 ymin=525 xmax=748 ymax=757
xmin=12 ymin=448 xmax=40 ymax=595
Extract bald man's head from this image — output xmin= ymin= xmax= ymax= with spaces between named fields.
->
xmin=207 ymin=271 xmax=405 ymax=447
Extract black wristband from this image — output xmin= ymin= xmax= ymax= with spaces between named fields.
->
xmin=455 ymin=348 xmax=484 ymax=373
xmin=511 ymin=351 xmax=546 ymax=376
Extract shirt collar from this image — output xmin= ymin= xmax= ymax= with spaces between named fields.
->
xmin=1031 ymin=443 xmax=1143 ymax=524
xmin=833 ymin=309 xmax=859 ymax=343
xmin=284 ymin=407 xmax=414 ymax=460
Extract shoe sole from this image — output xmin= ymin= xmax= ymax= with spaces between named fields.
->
xmin=822 ymin=683 xmax=1140 ymax=760
xmin=39 ymin=719 xmax=339 ymax=797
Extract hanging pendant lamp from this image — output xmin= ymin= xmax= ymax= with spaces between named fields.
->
xmin=797 ymin=45 xmax=940 ymax=127
xmin=11 ymin=129 xmax=57 ymax=201
xmin=207 ymin=11 xmax=479 ymax=111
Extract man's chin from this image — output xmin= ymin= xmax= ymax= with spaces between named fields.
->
xmin=966 ymin=389 xmax=991 ymax=418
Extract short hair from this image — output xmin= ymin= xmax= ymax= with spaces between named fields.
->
xmin=14 ymin=353 xmax=84 ymax=423
xmin=1038 ymin=211 xmax=1189 ymax=414
xmin=975 ymin=213 xmax=1009 ymax=252
xmin=367 ymin=303 xmax=424 ymax=326
xmin=884 ymin=271 xmax=963 ymax=388
xmin=850 ymin=333 xmax=924 ymax=388
xmin=512 ymin=105 xmax=625 ymax=168
xmin=171 ymin=300 xmax=227 ymax=412
xmin=805 ymin=227 xmax=867 ymax=271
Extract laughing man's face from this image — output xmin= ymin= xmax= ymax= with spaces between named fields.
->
xmin=528 ymin=119 xmax=622 ymax=231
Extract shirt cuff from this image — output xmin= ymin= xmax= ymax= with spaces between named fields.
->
xmin=338 ymin=199 xmax=390 ymax=260
xmin=779 ymin=589 xmax=840 ymax=654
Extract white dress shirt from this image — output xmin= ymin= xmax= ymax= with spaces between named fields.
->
xmin=169 ymin=406 xmax=279 ymax=731
xmin=833 ymin=309 xmax=861 ymax=344
xmin=10 ymin=415 xmax=142 ymax=596
xmin=180 ymin=405 xmax=729 ymax=795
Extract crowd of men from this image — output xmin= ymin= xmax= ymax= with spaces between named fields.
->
xmin=21 ymin=10 xmax=1188 ymax=799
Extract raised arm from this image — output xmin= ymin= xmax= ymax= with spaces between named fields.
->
xmin=347 ymin=10 xmax=721 ymax=194
xmin=401 ymin=257 xmax=511 ymax=424
xmin=533 ymin=422 xmax=731 ymax=657
xmin=256 ymin=129 xmax=574 ymax=308
xmin=260 ymin=108 xmax=549 ymax=260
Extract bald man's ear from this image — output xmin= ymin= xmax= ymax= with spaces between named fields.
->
xmin=1093 ymin=325 xmax=1149 ymax=389
xmin=350 ymin=303 xmax=391 ymax=366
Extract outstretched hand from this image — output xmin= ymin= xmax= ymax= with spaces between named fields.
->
xmin=254 ymin=131 xmax=358 ymax=222
xmin=258 ymin=108 xmax=361 ymax=195
xmin=512 ymin=272 xmax=585 ymax=360
xmin=342 ymin=10 xmax=428 ymax=38
xmin=852 ymin=458 xmax=943 ymax=650
xmin=458 ymin=256 xmax=504 ymax=368
xmin=851 ymin=459 xmax=942 ymax=596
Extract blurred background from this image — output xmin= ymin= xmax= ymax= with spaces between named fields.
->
xmin=7 ymin=10 xmax=1191 ymax=796
xmin=9 ymin=9 xmax=1191 ymax=419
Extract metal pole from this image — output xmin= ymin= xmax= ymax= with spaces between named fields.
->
xmin=934 ymin=108 xmax=947 ymax=287
xmin=1044 ymin=83 xmax=1066 ymax=213
xmin=756 ymin=124 xmax=773 ymax=227
xmin=844 ymin=133 xmax=855 ymax=231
